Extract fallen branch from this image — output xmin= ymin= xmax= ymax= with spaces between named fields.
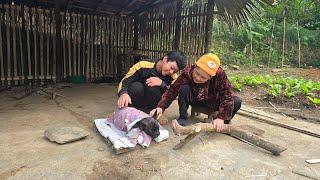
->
xmin=171 ymin=120 xmax=286 ymax=155
xmin=268 ymin=101 xmax=288 ymax=118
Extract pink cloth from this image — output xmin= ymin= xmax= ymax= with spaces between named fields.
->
xmin=106 ymin=107 xmax=152 ymax=147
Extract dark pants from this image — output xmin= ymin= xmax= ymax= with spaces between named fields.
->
xmin=127 ymin=81 xmax=164 ymax=113
xmin=178 ymin=84 xmax=242 ymax=124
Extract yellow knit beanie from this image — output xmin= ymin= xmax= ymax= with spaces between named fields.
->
xmin=195 ymin=53 xmax=221 ymax=76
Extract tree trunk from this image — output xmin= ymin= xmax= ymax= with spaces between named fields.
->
xmin=268 ymin=19 xmax=275 ymax=67
xmin=281 ymin=15 xmax=286 ymax=68
xmin=296 ymin=21 xmax=301 ymax=68
xmin=250 ymin=24 xmax=253 ymax=67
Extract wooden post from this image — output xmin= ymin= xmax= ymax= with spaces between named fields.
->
xmin=204 ymin=0 xmax=215 ymax=53
xmin=55 ymin=0 xmax=63 ymax=81
xmin=172 ymin=0 xmax=182 ymax=50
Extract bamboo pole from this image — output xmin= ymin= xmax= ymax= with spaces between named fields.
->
xmin=6 ymin=5 xmax=12 ymax=84
xmin=0 ymin=4 xmax=4 ymax=83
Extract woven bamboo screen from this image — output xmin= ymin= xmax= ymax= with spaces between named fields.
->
xmin=0 ymin=4 xmax=133 ymax=85
xmin=0 ymin=2 xmax=207 ymax=85
xmin=138 ymin=2 xmax=207 ymax=64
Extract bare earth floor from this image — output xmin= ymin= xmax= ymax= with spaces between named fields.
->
xmin=0 ymin=84 xmax=319 ymax=179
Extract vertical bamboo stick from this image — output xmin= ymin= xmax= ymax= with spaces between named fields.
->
xmin=0 ymin=4 xmax=4 ymax=83
xmin=72 ymin=13 xmax=76 ymax=76
xmin=6 ymin=5 xmax=12 ymax=84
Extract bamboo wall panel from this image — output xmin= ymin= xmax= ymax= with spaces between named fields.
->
xmin=0 ymin=2 xmax=207 ymax=85
xmin=0 ymin=4 xmax=133 ymax=85
xmin=138 ymin=2 xmax=207 ymax=64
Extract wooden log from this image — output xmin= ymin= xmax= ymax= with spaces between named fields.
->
xmin=171 ymin=119 xmax=287 ymax=155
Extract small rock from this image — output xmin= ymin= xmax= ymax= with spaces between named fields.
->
xmin=44 ymin=127 xmax=90 ymax=144
xmin=98 ymin=147 xmax=105 ymax=151
xmin=271 ymin=68 xmax=282 ymax=73
xmin=231 ymin=65 xmax=240 ymax=70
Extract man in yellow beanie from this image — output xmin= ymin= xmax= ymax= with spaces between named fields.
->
xmin=150 ymin=53 xmax=241 ymax=132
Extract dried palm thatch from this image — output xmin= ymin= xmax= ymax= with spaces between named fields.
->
xmin=215 ymin=0 xmax=275 ymax=26
xmin=183 ymin=0 xmax=275 ymax=26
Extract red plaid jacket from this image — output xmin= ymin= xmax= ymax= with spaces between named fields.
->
xmin=157 ymin=65 xmax=234 ymax=120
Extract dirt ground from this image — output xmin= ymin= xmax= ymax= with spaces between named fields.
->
xmin=0 ymin=68 xmax=319 ymax=179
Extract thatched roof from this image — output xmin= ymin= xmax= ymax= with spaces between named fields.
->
xmin=7 ymin=0 xmax=275 ymax=23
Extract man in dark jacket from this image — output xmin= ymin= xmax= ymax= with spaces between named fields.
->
xmin=117 ymin=50 xmax=187 ymax=113
xmin=150 ymin=53 xmax=242 ymax=132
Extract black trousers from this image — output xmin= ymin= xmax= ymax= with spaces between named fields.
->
xmin=178 ymin=84 xmax=242 ymax=124
xmin=127 ymin=81 xmax=164 ymax=113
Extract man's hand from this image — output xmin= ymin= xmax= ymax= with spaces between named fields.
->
xmin=149 ymin=107 xmax=163 ymax=120
xmin=146 ymin=77 xmax=162 ymax=87
xmin=117 ymin=93 xmax=132 ymax=108
xmin=212 ymin=118 xmax=225 ymax=132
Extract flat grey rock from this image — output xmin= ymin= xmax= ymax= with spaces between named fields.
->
xmin=44 ymin=127 xmax=90 ymax=144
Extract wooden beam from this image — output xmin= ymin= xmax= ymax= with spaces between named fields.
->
xmin=172 ymin=0 xmax=182 ymax=50
xmin=204 ymin=0 xmax=215 ymax=53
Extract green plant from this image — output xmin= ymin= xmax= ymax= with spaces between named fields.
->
xmin=306 ymin=96 xmax=320 ymax=106
xmin=268 ymin=84 xmax=282 ymax=97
